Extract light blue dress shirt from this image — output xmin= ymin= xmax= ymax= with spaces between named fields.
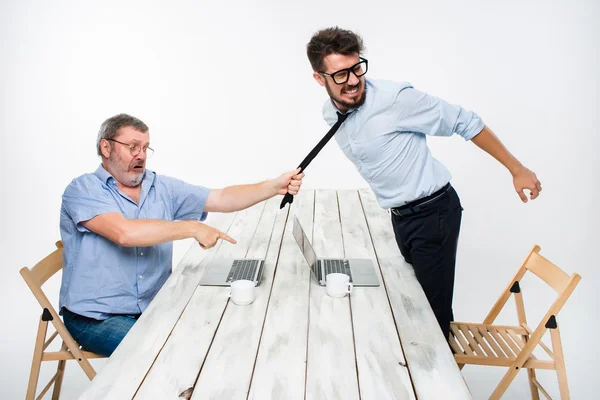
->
xmin=323 ymin=78 xmax=484 ymax=209
xmin=59 ymin=165 xmax=211 ymax=320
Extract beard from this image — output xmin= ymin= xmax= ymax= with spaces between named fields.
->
xmin=325 ymin=78 xmax=367 ymax=110
xmin=106 ymin=152 xmax=145 ymax=187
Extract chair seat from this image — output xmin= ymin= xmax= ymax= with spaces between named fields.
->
xmin=450 ymin=322 xmax=556 ymax=370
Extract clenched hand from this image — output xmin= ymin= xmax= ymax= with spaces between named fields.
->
xmin=273 ymin=168 xmax=305 ymax=196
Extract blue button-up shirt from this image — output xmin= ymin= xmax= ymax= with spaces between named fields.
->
xmin=59 ymin=165 xmax=211 ymax=320
xmin=323 ymin=78 xmax=484 ymax=209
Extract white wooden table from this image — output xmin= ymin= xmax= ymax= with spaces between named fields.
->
xmin=79 ymin=189 xmax=471 ymax=400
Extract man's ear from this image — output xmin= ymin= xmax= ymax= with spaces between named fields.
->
xmin=313 ymin=71 xmax=326 ymax=87
xmin=100 ymin=139 xmax=111 ymax=159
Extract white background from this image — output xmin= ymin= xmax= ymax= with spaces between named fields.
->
xmin=1 ymin=1 xmax=598 ymax=398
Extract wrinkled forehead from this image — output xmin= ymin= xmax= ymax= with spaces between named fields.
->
xmin=322 ymin=52 xmax=361 ymax=73
xmin=114 ymin=126 xmax=150 ymax=144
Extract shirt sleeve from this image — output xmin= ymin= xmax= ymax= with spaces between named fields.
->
xmin=393 ymin=87 xmax=484 ymax=141
xmin=163 ymin=176 xmax=211 ymax=221
xmin=61 ymin=176 xmax=122 ymax=233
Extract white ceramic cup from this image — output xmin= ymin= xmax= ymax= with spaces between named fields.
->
xmin=228 ymin=279 xmax=256 ymax=306
xmin=326 ymin=273 xmax=353 ymax=298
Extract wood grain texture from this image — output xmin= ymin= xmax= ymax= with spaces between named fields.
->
xmin=134 ymin=201 xmax=270 ymax=400
xmin=305 ymin=189 xmax=359 ymax=400
xmin=81 ymin=189 xmax=472 ymax=400
xmin=79 ymin=209 xmax=241 ymax=400
xmin=189 ymin=197 xmax=288 ymax=400
xmin=358 ymin=189 xmax=472 ymax=400
xmin=337 ymin=190 xmax=416 ymax=400
xmin=247 ymin=190 xmax=314 ymax=400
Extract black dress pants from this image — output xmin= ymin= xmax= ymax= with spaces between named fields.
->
xmin=390 ymin=184 xmax=463 ymax=341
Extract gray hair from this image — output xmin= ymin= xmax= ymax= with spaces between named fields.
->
xmin=96 ymin=113 xmax=149 ymax=157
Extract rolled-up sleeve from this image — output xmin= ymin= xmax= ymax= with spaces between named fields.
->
xmin=62 ymin=177 xmax=121 ymax=233
xmin=393 ymin=87 xmax=484 ymax=141
xmin=163 ymin=176 xmax=211 ymax=221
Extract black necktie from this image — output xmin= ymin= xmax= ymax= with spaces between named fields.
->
xmin=280 ymin=111 xmax=349 ymax=209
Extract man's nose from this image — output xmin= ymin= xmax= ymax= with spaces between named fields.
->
xmin=347 ymin=72 xmax=359 ymax=86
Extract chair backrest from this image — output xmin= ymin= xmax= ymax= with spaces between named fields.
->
xmin=484 ymin=245 xmax=581 ymax=325
xmin=523 ymin=246 xmax=571 ymax=294
xmin=20 ymin=241 xmax=64 ymax=318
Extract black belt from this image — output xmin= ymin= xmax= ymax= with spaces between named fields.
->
xmin=390 ymin=183 xmax=451 ymax=217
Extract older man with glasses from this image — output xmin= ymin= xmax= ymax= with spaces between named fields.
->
xmin=59 ymin=113 xmax=304 ymax=356
xmin=307 ymin=27 xmax=542 ymax=343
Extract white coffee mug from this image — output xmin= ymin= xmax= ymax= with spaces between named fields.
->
xmin=228 ymin=279 xmax=256 ymax=306
xmin=326 ymin=273 xmax=353 ymax=298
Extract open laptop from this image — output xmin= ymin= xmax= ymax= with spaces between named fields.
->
xmin=199 ymin=257 xmax=265 ymax=286
xmin=292 ymin=216 xmax=379 ymax=286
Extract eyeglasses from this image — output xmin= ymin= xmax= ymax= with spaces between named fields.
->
xmin=319 ymin=57 xmax=368 ymax=85
xmin=106 ymin=139 xmax=154 ymax=158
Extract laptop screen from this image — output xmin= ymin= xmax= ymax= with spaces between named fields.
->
xmin=292 ymin=216 xmax=319 ymax=279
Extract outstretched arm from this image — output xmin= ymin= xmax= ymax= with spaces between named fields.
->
xmin=83 ymin=213 xmax=236 ymax=249
xmin=471 ymin=125 xmax=542 ymax=202
xmin=205 ymin=168 xmax=304 ymax=213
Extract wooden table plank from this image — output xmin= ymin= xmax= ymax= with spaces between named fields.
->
xmin=79 ymin=211 xmax=239 ymax=400
xmin=358 ymin=189 xmax=472 ymax=400
xmin=337 ymin=190 xmax=416 ymax=400
xmin=247 ymin=190 xmax=314 ymax=400
xmin=132 ymin=201 xmax=270 ymax=399
xmin=189 ymin=197 xmax=288 ymax=400
xmin=81 ymin=189 xmax=472 ymax=400
xmin=305 ymin=189 xmax=360 ymax=400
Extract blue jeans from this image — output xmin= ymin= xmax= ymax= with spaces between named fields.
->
xmin=62 ymin=308 xmax=140 ymax=356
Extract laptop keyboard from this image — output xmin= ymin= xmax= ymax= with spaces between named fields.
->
xmin=322 ymin=259 xmax=353 ymax=280
xmin=227 ymin=259 xmax=259 ymax=283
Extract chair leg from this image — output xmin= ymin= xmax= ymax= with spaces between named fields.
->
xmin=489 ymin=362 xmax=525 ymax=400
xmin=26 ymin=318 xmax=49 ymax=400
xmin=51 ymin=342 xmax=68 ymax=400
xmin=527 ymin=368 xmax=540 ymax=400
xmin=550 ymin=326 xmax=570 ymax=399
xmin=522 ymin=332 xmax=540 ymax=400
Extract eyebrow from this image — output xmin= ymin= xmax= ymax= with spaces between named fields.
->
xmin=127 ymin=139 xmax=150 ymax=146
xmin=326 ymin=60 xmax=361 ymax=74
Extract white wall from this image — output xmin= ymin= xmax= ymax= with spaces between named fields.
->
xmin=1 ymin=0 xmax=598 ymax=398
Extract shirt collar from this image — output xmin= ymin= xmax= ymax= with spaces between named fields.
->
xmin=94 ymin=164 xmax=113 ymax=185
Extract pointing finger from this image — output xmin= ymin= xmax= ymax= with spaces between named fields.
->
xmin=219 ymin=231 xmax=237 ymax=244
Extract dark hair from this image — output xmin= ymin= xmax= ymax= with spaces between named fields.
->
xmin=96 ymin=113 xmax=149 ymax=156
xmin=306 ymin=27 xmax=365 ymax=72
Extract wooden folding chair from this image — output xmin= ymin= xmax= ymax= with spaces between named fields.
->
xmin=450 ymin=245 xmax=581 ymax=400
xmin=20 ymin=241 xmax=106 ymax=400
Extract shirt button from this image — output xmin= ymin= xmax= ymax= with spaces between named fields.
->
xmin=139 ymin=275 xmax=143 ymax=279
xmin=140 ymin=252 xmax=144 ymax=256
xmin=138 ymin=299 xmax=141 ymax=303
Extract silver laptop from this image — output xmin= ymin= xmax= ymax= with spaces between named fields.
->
xmin=292 ymin=216 xmax=379 ymax=286
xmin=199 ymin=257 xmax=265 ymax=286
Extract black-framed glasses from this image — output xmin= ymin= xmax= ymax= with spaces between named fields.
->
xmin=319 ymin=57 xmax=368 ymax=85
xmin=106 ymin=139 xmax=154 ymax=158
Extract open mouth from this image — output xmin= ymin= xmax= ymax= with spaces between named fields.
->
xmin=132 ymin=165 xmax=144 ymax=172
